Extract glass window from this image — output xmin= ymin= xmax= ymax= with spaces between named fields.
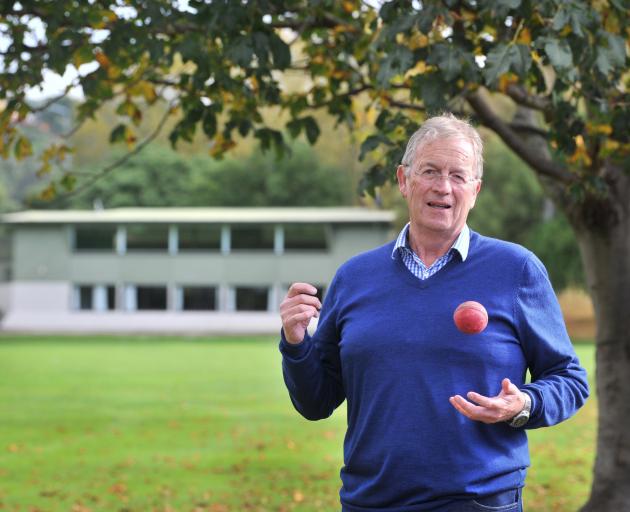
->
xmin=126 ymin=225 xmax=168 ymax=251
xmin=107 ymin=286 xmax=116 ymax=310
xmin=137 ymin=286 xmax=167 ymax=310
xmin=75 ymin=225 xmax=116 ymax=251
xmin=231 ymin=224 xmax=274 ymax=250
xmin=78 ymin=285 xmax=92 ymax=310
xmin=178 ymin=225 xmax=221 ymax=250
xmin=182 ymin=286 xmax=216 ymax=310
xmin=235 ymin=286 xmax=269 ymax=311
xmin=75 ymin=284 xmax=116 ymax=311
xmin=284 ymin=224 xmax=328 ymax=251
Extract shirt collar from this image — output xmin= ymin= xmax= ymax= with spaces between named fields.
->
xmin=391 ymin=223 xmax=470 ymax=261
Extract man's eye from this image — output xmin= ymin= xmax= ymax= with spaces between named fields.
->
xmin=422 ymin=169 xmax=440 ymax=178
xmin=450 ymin=174 xmax=466 ymax=184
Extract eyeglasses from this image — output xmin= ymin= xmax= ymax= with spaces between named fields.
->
xmin=408 ymin=168 xmax=480 ymax=187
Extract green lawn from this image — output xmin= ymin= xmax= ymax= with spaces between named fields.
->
xmin=0 ymin=336 xmax=595 ymax=511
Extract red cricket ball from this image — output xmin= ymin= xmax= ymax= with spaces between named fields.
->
xmin=453 ymin=301 xmax=488 ymax=334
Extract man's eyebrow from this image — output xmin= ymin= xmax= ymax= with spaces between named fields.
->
xmin=420 ymin=161 xmax=467 ymax=173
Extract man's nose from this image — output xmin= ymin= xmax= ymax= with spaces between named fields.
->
xmin=431 ymin=175 xmax=453 ymax=193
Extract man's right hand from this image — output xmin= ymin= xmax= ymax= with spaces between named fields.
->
xmin=280 ymin=282 xmax=322 ymax=344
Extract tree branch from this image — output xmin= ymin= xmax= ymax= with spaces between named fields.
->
xmin=51 ymin=100 xmax=175 ymax=203
xmin=466 ymin=90 xmax=575 ymax=184
xmin=505 ymin=84 xmax=551 ymax=112
xmin=27 ymin=84 xmax=76 ymax=113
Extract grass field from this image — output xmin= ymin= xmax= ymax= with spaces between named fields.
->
xmin=0 ymin=336 xmax=595 ymax=512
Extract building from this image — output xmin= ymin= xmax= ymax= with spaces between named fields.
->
xmin=0 ymin=207 xmax=394 ymax=334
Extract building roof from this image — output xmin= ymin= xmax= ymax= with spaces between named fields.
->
xmin=2 ymin=207 xmax=395 ymax=224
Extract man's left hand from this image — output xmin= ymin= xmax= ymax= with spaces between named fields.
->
xmin=449 ymin=378 xmax=526 ymax=424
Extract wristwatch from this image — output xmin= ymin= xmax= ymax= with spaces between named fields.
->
xmin=508 ymin=392 xmax=531 ymax=428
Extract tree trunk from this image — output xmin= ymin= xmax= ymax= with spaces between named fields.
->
xmin=572 ymin=172 xmax=630 ymax=512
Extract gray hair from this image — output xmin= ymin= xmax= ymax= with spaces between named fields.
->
xmin=401 ymin=113 xmax=484 ymax=179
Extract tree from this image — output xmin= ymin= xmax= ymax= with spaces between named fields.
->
xmin=1 ymin=1 xmax=628 ymax=508
xmin=39 ymin=143 xmax=354 ymax=208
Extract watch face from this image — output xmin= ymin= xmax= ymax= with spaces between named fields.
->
xmin=510 ymin=413 xmax=529 ymax=428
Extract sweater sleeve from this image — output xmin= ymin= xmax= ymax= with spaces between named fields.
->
xmin=515 ymin=253 xmax=590 ymax=429
xmin=279 ymin=270 xmax=346 ymax=421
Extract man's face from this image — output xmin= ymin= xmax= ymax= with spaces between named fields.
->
xmin=397 ymin=137 xmax=481 ymax=241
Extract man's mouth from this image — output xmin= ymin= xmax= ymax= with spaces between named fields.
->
xmin=428 ymin=202 xmax=451 ymax=209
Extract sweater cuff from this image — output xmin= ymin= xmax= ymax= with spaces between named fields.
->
xmin=521 ymin=387 xmax=538 ymax=422
xmin=279 ymin=329 xmax=312 ymax=360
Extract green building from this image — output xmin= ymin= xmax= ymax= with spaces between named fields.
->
xmin=0 ymin=207 xmax=394 ymax=333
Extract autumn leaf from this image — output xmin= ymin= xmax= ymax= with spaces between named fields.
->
xmin=14 ymin=136 xmax=33 ymax=159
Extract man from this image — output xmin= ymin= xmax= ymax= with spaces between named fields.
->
xmin=279 ymin=114 xmax=589 ymax=512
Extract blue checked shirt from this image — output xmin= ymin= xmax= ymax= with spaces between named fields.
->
xmin=391 ymin=223 xmax=470 ymax=280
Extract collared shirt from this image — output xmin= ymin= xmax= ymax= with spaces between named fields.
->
xmin=391 ymin=223 xmax=470 ymax=280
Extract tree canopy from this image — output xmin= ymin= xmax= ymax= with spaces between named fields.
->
xmin=1 ymin=0 xmax=627 ymax=202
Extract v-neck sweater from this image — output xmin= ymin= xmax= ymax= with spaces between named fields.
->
xmin=280 ymin=231 xmax=589 ymax=511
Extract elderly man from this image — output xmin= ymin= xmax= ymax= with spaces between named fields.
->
xmin=279 ymin=114 xmax=589 ymax=512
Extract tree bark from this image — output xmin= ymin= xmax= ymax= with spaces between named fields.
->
xmin=574 ymin=170 xmax=630 ymax=512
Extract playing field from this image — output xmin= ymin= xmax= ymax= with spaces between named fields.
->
xmin=0 ymin=336 xmax=595 ymax=511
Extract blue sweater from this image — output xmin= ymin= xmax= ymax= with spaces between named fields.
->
xmin=279 ymin=232 xmax=589 ymax=511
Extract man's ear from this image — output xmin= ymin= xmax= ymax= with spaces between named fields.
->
xmin=470 ymin=179 xmax=482 ymax=208
xmin=397 ymin=165 xmax=408 ymax=198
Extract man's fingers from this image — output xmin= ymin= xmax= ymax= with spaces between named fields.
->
xmin=287 ymin=282 xmax=319 ymax=298
xmin=449 ymin=395 xmax=490 ymax=422
xmin=280 ymin=294 xmax=322 ymax=315
xmin=283 ymin=303 xmax=320 ymax=320
xmin=466 ymin=391 xmax=494 ymax=408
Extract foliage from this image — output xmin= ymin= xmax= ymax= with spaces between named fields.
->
xmin=0 ymin=336 xmax=595 ymax=511
xmin=0 ymin=1 xmax=627 ymax=201
xmin=468 ymin=134 xmax=545 ymax=245
xmin=525 ymin=213 xmax=586 ymax=291
xmin=39 ymin=143 xmax=354 ymax=208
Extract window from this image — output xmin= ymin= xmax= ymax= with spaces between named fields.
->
xmin=178 ymin=225 xmax=221 ymax=251
xmin=74 ymin=285 xmax=116 ymax=311
xmin=231 ymin=224 xmax=274 ymax=250
xmin=182 ymin=286 xmax=216 ymax=310
xmin=74 ymin=225 xmax=116 ymax=251
xmin=235 ymin=286 xmax=269 ymax=311
xmin=137 ymin=286 xmax=167 ymax=310
xmin=284 ymin=224 xmax=328 ymax=251
xmin=78 ymin=285 xmax=92 ymax=310
xmin=126 ymin=225 xmax=168 ymax=251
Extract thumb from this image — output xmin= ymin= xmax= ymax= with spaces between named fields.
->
xmin=502 ymin=378 xmax=512 ymax=395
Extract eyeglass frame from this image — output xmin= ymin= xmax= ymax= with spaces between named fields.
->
xmin=401 ymin=164 xmax=481 ymax=187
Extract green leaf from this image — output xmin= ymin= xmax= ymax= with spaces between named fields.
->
xmin=544 ymin=39 xmax=573 ymax=71
xmin=60 ymin=173 xmax=77 ymax=192
xmin=72 ymin=46 xmax=94 ymax=68
xmin=430 ymin=44 xmax=462 ymax=81
xmin=302 ymin=116 xmax=320 ymax=145
xmin=411 ymin=74 xmax=447 ymax=112
xmin=202 ymin=111 xmax=217 ymax=138
xmin=269 ymin=33 xmax=291 ymax=69
xmin=286 ymin=118 xmax=302 ymax=138
xmin=484 ymin=44 xmax=512 ymax=85
xmin=109 ymin=124 xmax=127 ymax=144
xmin=359 ymin=134 xmax=392 ymax=161
xmin=376 ymin=45 xmax=414 ymax=87
xmin=226 ymin=36 xmax=254 ymax=67
xmin=605 ymin=33 xmax=627 ymax=67
xmin=252 ymin=32 xmax=270 ymax=65
xmin=511 ymin=44 xmax=532 ymax=76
